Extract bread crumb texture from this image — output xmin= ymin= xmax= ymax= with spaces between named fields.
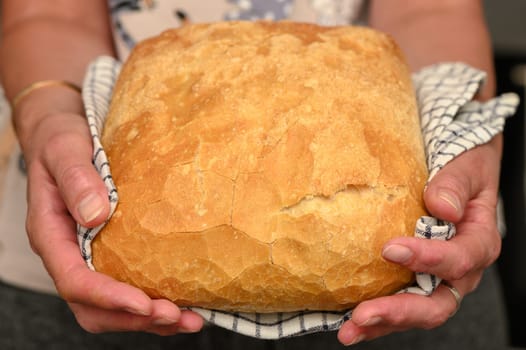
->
xmin=94 ymin=21 xmax=428 ymax=312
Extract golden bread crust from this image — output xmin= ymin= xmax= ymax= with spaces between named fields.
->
xmin=93 ymin=21 xmax=428 ymax=312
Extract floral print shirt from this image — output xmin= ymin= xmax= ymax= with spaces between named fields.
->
xmin=108 ymin=0 xmax=366 ymax=59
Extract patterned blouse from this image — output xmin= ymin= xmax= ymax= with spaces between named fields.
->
xmin=108 ymin=0 xmax=366 ymax=59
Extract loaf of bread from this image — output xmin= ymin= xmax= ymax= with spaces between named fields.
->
xmin=93 ymin=21 xmax=428 ymax=313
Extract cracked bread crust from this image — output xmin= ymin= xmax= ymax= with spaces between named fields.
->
xmin=93 ymin=21 xmax=428 ymax=312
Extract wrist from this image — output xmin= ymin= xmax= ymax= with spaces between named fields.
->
xmin=13 ymin=83 xmax=84 ymax=150
xmin=11 ymin=80 xmax=81 ymax=109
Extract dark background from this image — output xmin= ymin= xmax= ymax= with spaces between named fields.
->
xmin=484 ymin=0 xmax=526 ymax=348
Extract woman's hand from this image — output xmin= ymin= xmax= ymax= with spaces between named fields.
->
xmin=24 ymin=110 xmax=204 ymax=335
xmin=337 ymin=136 xmax=503 ymax=345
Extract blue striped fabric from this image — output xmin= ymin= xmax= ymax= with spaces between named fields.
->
xmin=78 ymin=56 xmax=519 ymax=339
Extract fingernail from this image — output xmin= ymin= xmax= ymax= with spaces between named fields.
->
xmin=153 ymin=316 xmax=179 ymax=326
xmin=345 ymin=334 xmax=365 ymax=346
xmin=177 ymin=326 xmax=203 ymax=333
xmin=124 ymin=306 xmax=150 ymax=317
xmin=358 ymin=316 xmax=383 ymax=327
xmin=382 ymin=244 xmax=413 ymax=263
xmin=78 ymin=193 xmax=105 ymax=223
xmin=438 ymin=190 xmax=460 ymax=213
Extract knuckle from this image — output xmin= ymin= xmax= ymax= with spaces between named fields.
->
xmin=24 ymin=208 xmax=49 ymax=258
xmin=79 ymin=318 xmax=107 ymax=334
xmin=76 ymin=316 xmax=105 ymax=334
xmin=419 ymin=248 xmax=443 ymax=267
xmin=54 ymin=278 xmax=75 ymax=303
xmin=388 ymin=311 xmax=406 ymax=326
xmin=53 ymin=268 xmax=83 ymax=304
xmin=421 ymin=307 xmax=449 ymax=330
xmin=26 ymin=236 xmax=40 ymax=256
xmin=42 ymin=131 xmax=92 ymax=189
xmin=448 ymin=256 xmax=472 ymax=280
xmin=67 ymin=303 xmax=105 ymax=334
xmin=465 ymin=275 xmax=483 ymax=294
xmin=431 ymin=172 xmax=469 ymax=200
xmin=487 ymin=230 xmax=502 ymax=264
xmin=24 ymin=217 xmax=39 ymax=255
xmin=58 ymin=163 xmax=90 ymax=191
xmin=446 ymin=245 xmax=474 ymax=280
xmin=421 ymin=315 xmax=448 ymax=330
xmin=42 ymin=129 xmax=79 ymax=160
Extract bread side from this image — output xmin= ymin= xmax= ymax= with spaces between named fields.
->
xmin=93 ymin=21 xmax=428 ymax=312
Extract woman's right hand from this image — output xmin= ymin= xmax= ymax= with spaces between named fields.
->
xmin=23 ymin=108 xmax=204 ymax=335
xmin=0 ymin=0 xmax=203 ymax=335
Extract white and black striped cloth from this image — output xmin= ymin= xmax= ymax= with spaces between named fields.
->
xmin=78 ymin=56 xmax=519 ymax=339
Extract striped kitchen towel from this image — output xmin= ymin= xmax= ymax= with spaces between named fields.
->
xmin=78 ymin=56 xmax=519 ymax=339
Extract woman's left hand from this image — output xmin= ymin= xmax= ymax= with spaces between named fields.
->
xmin=337 ymin=135 xmax=503 ymax=345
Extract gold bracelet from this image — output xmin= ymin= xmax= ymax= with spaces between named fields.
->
xmin=11 ymin=79 xmax=82 ymax=110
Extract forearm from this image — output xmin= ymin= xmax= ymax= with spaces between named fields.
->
xmin=368 ymin=0 xmax=495 ymax=101
xmin=0 ymin=0 xmax=115 ymax=149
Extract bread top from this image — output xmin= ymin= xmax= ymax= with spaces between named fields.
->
xmin=94 ymin=21 xmax=428 ymax=312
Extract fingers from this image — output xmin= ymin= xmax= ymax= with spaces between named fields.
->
xmin=27 ymin=171 xmax=153 ymax=315
xmin=26 ymin=158 xmax=204 ymax=335
xmin=383 ymin=162 xmax=502 ymax=281
xmin=424 ymin=168 xmax=470 ymax=222
xmin=70 ymin=300 xmax=204 ymax=335
xmin=385 ymin=136 xmax=503 ymax=281
xmin=23 ymin=112 xmax=205 ymax=335
xmin=337 ymin=138 xmax=504 ymax=345
xmin=38 ymin=113 xmax=110 ymax=227
xmin=382 ymin=224 xmax=500 ymax=281
xmin=27 ymin=153 xmax=150 ymax=316
xmin=424 ymin=137 xmax=501 ymax=223
xmin=337 ymin=278 xmax=475 ymax=345
xmin=63 ymin=263 xmax=204 ymax=335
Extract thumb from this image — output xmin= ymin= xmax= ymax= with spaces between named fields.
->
xmin=424 ymin=167 xmax=471 ymax=223
xmin=424 ymin=138 xmax=501 ymax=223
xmin=41 ymin=115 xmax=110 ymax=227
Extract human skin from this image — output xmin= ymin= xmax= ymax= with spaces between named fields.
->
xmin=0 ymin=0 xmax=202 ymax=334
xmin=0 ymin=0 xmax=502 ymax=344
xmin=338 ymin=0 xmax=501 ymax=345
